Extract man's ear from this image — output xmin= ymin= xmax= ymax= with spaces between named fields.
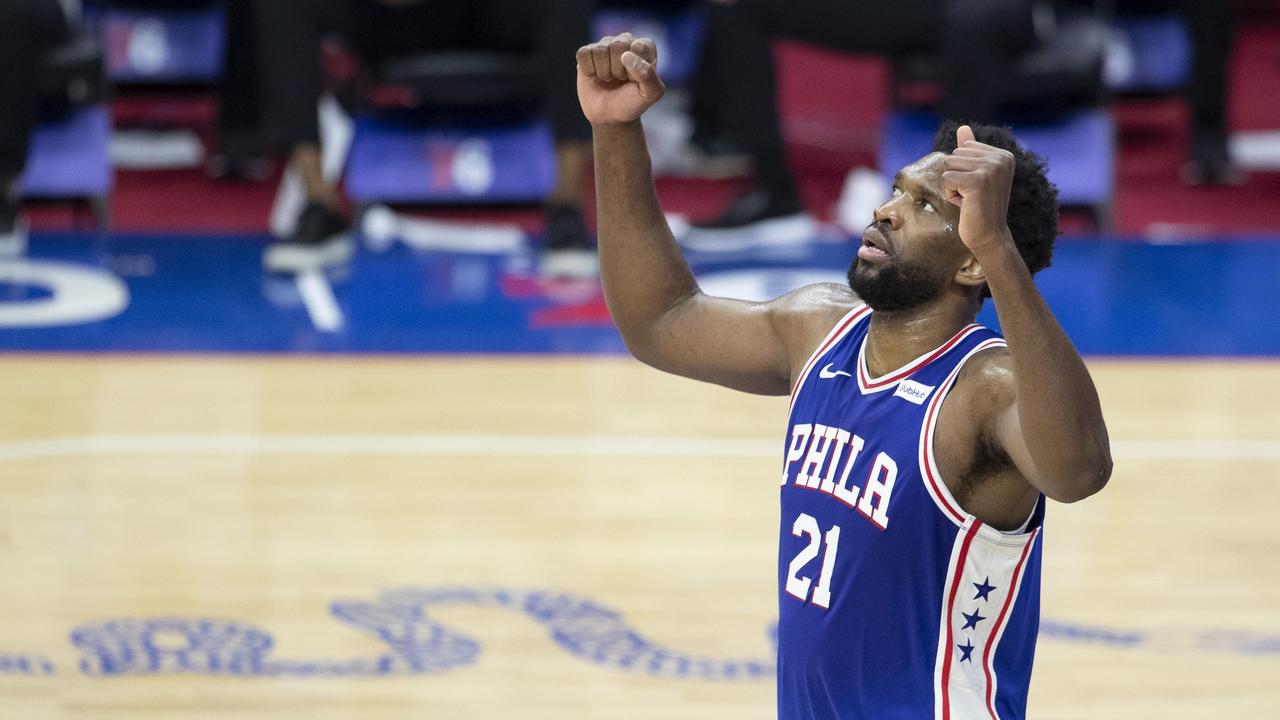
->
xmin=955 ymin=254 xmax=987 ymax=290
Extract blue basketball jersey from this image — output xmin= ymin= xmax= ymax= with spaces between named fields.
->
xmin=777 ymin=305 xmax=1045 ymax=720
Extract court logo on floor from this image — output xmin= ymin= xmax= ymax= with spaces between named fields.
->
xmin=0 ymin=259 xmax=129 ymax=328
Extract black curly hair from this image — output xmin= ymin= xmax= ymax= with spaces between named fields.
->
xmin=932 ymin=120 xmax=1059 ymax=295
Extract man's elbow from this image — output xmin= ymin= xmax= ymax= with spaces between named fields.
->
xmin=1047 ymin=453 xmax=1113 ymax=504
xmin=623 ymin=334 xmax=663 ymax=369
xmin=619 ymin=327 xmax=682 ymax=376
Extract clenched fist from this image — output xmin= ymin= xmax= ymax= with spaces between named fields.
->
xmin=942 ymin=125 xmax=1017 ymax=259
xmin=576 ymin=34 xmax=665 ymax=125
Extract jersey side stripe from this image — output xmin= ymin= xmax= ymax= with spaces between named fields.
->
xmin=938 ymin=519 xmax=982 ymax=720
xmin=983 ymin=527 xmax=1041 ymax=719
xmin=935 ymin=523 xmax=1039 ymax=720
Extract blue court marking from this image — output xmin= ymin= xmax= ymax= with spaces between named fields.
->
xmin=67 ymin=587 xmax=772 ymax=680
xmin=5 ymin=586 xmax=1279 ymax=678
xmin=1 ymin=231 xmax=1278 ymax=355
xmin=0 ymin=654 xmax=56 ymax=676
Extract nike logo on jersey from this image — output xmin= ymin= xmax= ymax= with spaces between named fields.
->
xmin=819 ymin=364 xmax=852 ymax=380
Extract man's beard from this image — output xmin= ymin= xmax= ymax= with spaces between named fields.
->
xmin=847 ymin=256 xmax=947 ymax=312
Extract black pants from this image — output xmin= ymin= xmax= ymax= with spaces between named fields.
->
xmin=1177 ymin=0 xmax=1236 ymax=153
xmin=0 ymin=0 xmax=70 ymax=180
xmin=253 ymin=0 xmax=593 ymax=152
xmin=698 ymin=0 xmax=1038 ymax=200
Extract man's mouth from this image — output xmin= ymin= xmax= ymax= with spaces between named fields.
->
xmin=859 ymin=226 xmax=892 ymax=262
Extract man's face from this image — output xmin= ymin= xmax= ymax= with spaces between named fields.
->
xmin=848 ymin=153 xmax=970 ymax=312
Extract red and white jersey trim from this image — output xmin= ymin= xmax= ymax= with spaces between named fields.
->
xmin=982 ymin=526 xmax=1040 ymax=719
xmin=787 ymin=304 xmax=870 ymax=416
xmin=933 ymin=518 xmax=1041 ymax=720
xmin=856 ymin=323 xmax=985 ymax=395
xmin=917 ymin=338 xmax=1009 ymax=529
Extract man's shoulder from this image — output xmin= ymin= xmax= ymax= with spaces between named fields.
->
xmin=952 ymin=343 xmax=1016 ymax=416
xmin=769 ymin=283 xmax=862 ymax=386
xmin=770 ymin=283 xmax=861 ymax=331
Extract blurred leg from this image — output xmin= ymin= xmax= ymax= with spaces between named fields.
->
xmin=253 ymin=0 xmax=349 ymax=205
xmin=939 ymin=0 xmax=1039 ymax=123
xmin=701 ymin=0 xmax=939 ymax=223
xmin=476 ymin=0 xmax=593 ymax=206
xmin=212 ymin=0 xmax=267 ymax=178
xmin=0 ymin=0 xmax=68 ymax=190
xmin=1178 ymin=0 xmax=1237 ymax=172
xmin=474 ymin=0 xmax=596 ymax=273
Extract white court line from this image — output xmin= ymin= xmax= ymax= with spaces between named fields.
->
xmin=0 ymin=435 xmax=1277 ymax=463
xmin=295 ymin=270 xmax=344 ymax=332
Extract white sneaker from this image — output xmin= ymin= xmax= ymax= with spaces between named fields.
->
xmin=263 ymin=233 xmax=354 ymax=273
xmin=263 ymin=202 xmax=355 ymax=273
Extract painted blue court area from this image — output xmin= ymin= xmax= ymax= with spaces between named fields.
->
xmin=1 ymin=229 xmax=1277 ymax=356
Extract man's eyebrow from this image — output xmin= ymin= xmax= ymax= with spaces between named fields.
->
xmin=918 ymin=181 xmax=945 ymax=208
xmin=896 ymin=171 xmax=945 ymax=207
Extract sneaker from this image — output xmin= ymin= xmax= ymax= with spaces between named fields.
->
xmin=0 ymin=198 xmax=27 ymax=258
xmin=681 ymin=188 xmax=815 ymax=252
xmin=541 ymin=203 xmax=597 ymax=278
xmin=654 ymin=129 xmax=752 ymax=179
xmin=1181 ymin=133 xmax=1245 ymax=187
xmin=263 ymin=201 xmax=354 ymax=273
xmin=1181 ymin=155 xmax=1245 ymax=187
xmin=695 ymin=187 xmax=805 ymax=230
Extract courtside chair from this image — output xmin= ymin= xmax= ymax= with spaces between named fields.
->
xmin=84 ymin=0 xmax=226 ymax=85
xmin=22 ymin=33 xmax=113 ymax=230
xmin=343 ymin=4 xmax=707 ymax=211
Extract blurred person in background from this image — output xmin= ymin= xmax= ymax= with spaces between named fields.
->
xmin=1165 ymin=0 xmax=1239 ymax=185
xmin=690 ymin=0 xmax=1056 ymax=233
xmin=0 ymin=0 xmax=75 ymax=255
xmin=209 ymin=0 xmax=272 ymax=183
xmin=251 ymin=0 xmax=594 ymax=272
xmin=1103 ymin=0 xmax=1239 ymax=184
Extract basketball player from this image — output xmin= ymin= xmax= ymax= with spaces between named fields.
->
xmin=576 ymin=34 xmax=1111 ymax=719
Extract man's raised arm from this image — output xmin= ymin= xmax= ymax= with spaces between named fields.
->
xmin=577 ymin=34 xmax=852 ymax=395
xmin=942 ymin=126 xmax=1113 ymax=502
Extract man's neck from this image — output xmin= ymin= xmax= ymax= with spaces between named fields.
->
xmin=864 ymin=297 xmax=978 ymax=377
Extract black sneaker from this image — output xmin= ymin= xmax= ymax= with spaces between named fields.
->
xmin=263 ymin=201 xmax=354 ymax=273
xmin=695 ymin=187 xmax=805 ymax=229
xmin=1181 ymin=132 xmax=1245 ymax=187
xmin=1182 ymin=154 xmax=1245 ymax=187
xmin=0 ymin=197 xmax=26 ymax=258
xmin=541 ymin=203 xmax=597 ymax=278
xmin=681 ymin=187 xmax=814 ymax=251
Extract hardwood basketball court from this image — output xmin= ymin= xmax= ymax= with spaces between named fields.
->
xmin=1 ymin=355 xmax=1277 ymax=718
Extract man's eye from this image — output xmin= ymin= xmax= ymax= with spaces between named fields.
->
xmin=891 ymin=187 xmax=903 ymax=198
xmin=921 ymin=201 xmax=936 ymax=214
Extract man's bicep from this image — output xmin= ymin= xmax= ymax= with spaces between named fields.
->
xmin=643 ymin=294 xmax=793 ymax=395
xmin=992 ymin=402 xmax=1041 ymax=482
xmin=642 ymin=284 xmax=856 ymax=396
xmin=969 ymin=353 xmax=1042 ymax=485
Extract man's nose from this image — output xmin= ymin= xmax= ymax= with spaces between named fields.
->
xmin=873 ymin=200 xmax=902 ymax=229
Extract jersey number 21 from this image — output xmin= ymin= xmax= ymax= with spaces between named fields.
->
xmin=785 ymin=513 xmax=840 ymax=609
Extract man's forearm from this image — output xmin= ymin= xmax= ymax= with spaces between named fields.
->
xmin=984 ymin=243 xmax=1112 ymax=498
xmin=593 ymin=121 xmax=699 ymax=356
